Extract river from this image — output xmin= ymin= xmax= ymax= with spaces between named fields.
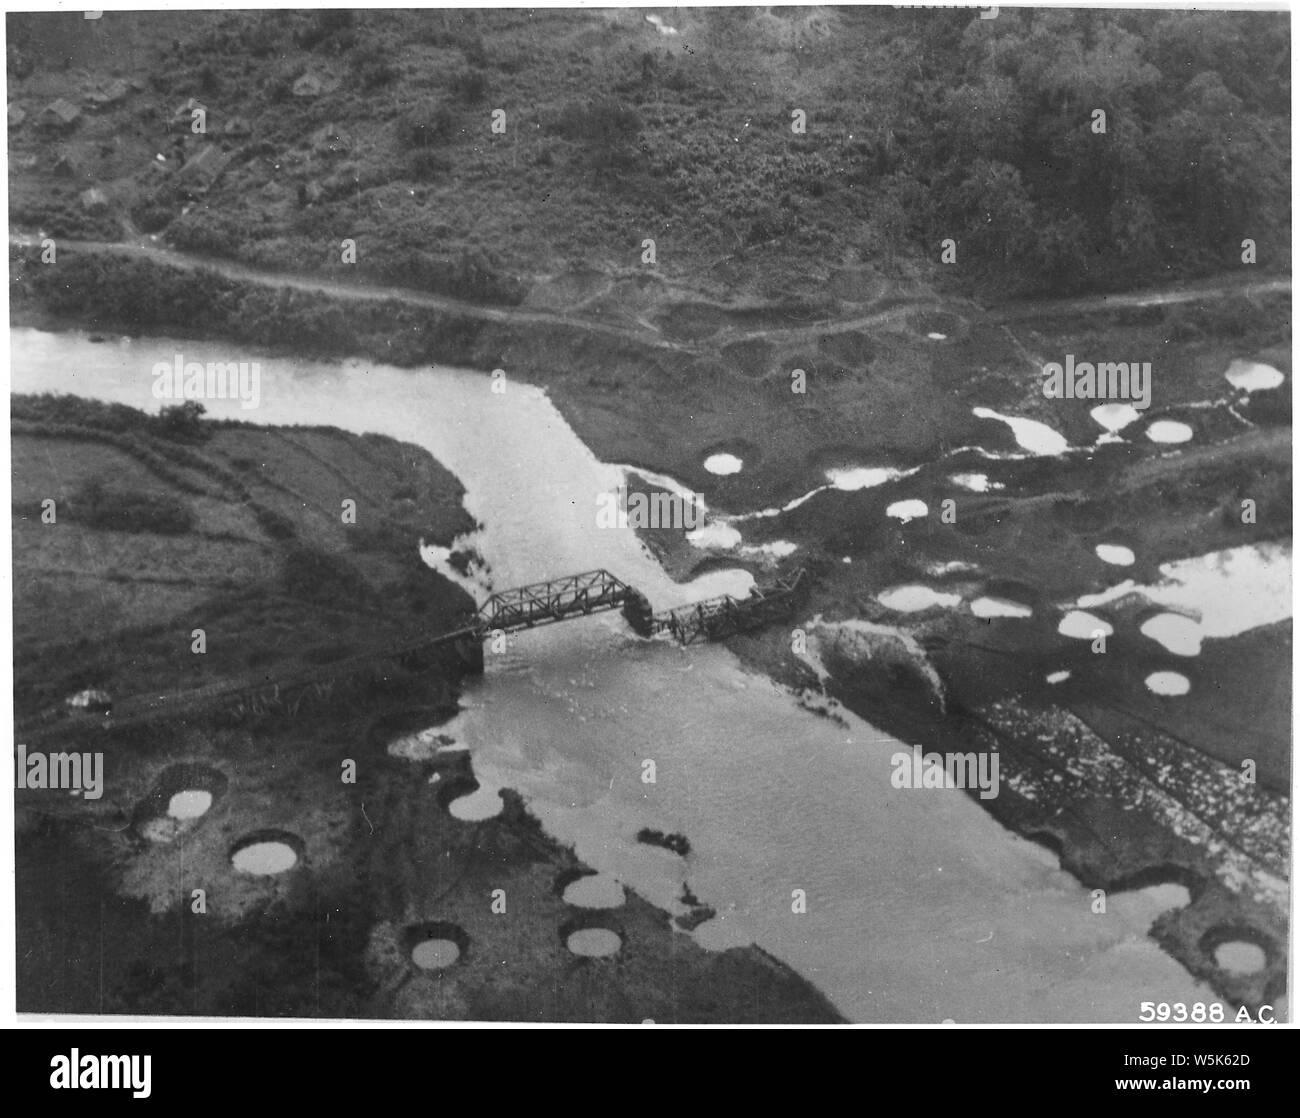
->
xmin=10 ymin=327 xmax=1215 ymax=1021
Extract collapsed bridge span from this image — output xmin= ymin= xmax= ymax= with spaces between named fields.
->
xmin=18 ymin=568 xmax=808 ymax=742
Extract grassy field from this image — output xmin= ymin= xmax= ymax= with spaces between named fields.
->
xmin=11 ymin=394 xmax=476 ymax=719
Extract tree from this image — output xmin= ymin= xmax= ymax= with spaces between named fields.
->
xmin=157 ymin=400 xmax=208 ymax=441
xmin=951 ymin=159 xmax=1036 ymax=276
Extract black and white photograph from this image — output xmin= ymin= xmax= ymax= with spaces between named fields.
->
xmin=4 ymin=0 xmax=1293 ymax=1041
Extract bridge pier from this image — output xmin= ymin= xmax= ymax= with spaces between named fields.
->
xmin=15 ymin=570 xmax=810 ymax=744
xmin=622 ymin=591 xmax=655 ymax=637
xmin=452 ymin=633 xmax=485 ymax=675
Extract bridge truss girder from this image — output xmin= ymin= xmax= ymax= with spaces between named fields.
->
xmin=477 ymin=569 xmax=635 ymax=632
xmin=17 ymin=569 xmax=806 ymax=743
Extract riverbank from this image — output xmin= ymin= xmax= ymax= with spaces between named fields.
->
xmin=17 ymin=698 xmax=840 ymax=1021
xmin=9 ymin=2 xmax=1292 ymax=1023
xmin=10 ymin=247 xmax=1292 ymax=1016
xmin=11 ymin=390 xmax=842 ymax=1021
xmin=11 ymin=391 xmax=478 ymax=719
xmin=11 ymin=239 xmax=1290 ymax=506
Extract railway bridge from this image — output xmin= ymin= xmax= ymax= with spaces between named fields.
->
xmin=473 ymin=567 xmax=808 ymax=644
xmin=18 ymin=568 xmax=808 ymax=741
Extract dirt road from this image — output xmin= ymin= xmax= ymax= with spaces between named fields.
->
xmin=15 ymin=234 xmax=1289 ymax=352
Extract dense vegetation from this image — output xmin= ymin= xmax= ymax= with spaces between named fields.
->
xmin=885 ymin=8 xmax=1290 ymax=292
xmin=7 ymin=7 xmax=1289 ymax=301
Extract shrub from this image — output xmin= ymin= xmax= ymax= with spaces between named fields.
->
xmin=157 ymin=401 xmax=210 ymax=442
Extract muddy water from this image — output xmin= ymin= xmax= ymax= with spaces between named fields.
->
xmin=880 ymin=585 xmax=962 ymax=612
xmin=448 ymin=784 xmax=504 ymax=821
xmin=827 ymin=466 xmax=909 ymax=490
xmin=1224 ymin=360 xmax=1284 ymax=393
xmin=1079 ymin=544 xmax=1291 ymax=638
xmin=1214 ymin=941 xmax=1266 ymax=974
xmin=412 ymin=939 xmax=461 ymax=969
xmin=1146 ymin=420 xmax=1194 ymax=444
xmin=1091 ymin=403 xmax=1140 ymax=435
xmin=563 ymin=874 xmax=626 ymax=909
xmin=972 ymin=406 xmax=1069 ymax=455
xmin=167 ymin=790 xmax=212 ymax=819
xmin=971 ymin=597 xmax=1033 ymax=619
xmin=1140 ymin=614 xmax=1203 ymax=657
xmin=567 ymin=928 xmax=622 ymax=957
xmin=1146 ymin=671 xmax=1191 ymax=697
xmin=231 ymin=841 xmax=297 ymax=875
xmin=950 ymin=472 xmax=1000 ymax=492
xmin=1096 ymin=544 xmax=1136 ymax=567
xmin=1059 ymin=611 xmax=1113 ymax=639
xmin=885 ymin=498 xmax=928 ymax=522
xmin=11 ymin=327 xmax=1215 ymax=1022
xmin=703 ymin=453 xmax=743 ymax=475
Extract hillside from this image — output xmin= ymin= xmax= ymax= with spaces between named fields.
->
xmin=11 ymin=392 xmax=476 ymax=720
xmin=7 ymin=6 xmax=1290 ymax=309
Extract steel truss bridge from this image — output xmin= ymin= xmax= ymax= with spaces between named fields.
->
xmin=476 ymin=569 xmax=637 ymax=633
xmin=18 ymin=568 xmax=806 ymax=742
